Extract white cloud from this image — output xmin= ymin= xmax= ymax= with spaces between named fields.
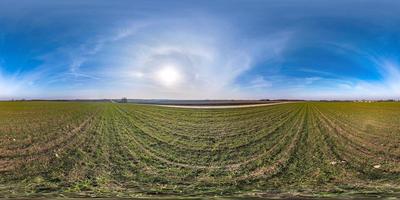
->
xmin=380 ymin=60 xmax=400 ymax=94
xmin=322 ymin=58 xmax=400 ymax=100
xmin=95 ymin=18 xmax=291 ymax=99
xmin=0 ymin=69 xmax=41 ymax=99
xmin=304 ymin=77 xmax=322 ymax=85
xmin=0 ymin=11 xmax=295 ymax=100
xmin=0 ymin=73 xmax=18 ymax=98
xmin=248 ymin=76 xmax=272 ymax=89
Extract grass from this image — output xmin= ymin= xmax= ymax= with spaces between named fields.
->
xmin=0 ymin=101 xmax=399 ymax=199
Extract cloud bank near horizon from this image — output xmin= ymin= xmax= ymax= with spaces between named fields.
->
xmin=1 ymin=0 xmax=400 ymax=100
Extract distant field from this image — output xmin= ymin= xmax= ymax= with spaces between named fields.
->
xmin=155 ymin=101 xmax=290 ymax=109
xmin=0 ymin=102 xmax=399 ymax=199
xmin=124 ymin=99 xmax=283 ymax=106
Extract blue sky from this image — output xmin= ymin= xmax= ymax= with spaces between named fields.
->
xmin=1 ymin=0 xmax=400 ymax=100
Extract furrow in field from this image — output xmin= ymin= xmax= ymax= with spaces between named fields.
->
xmin=315 ymin=106 xmax=400 ymax=162
xmin=114 ymin=105 xmax=303 ymax=166
xmin=260 ymin=105 xmax=308 ymax=180
xmin=0 ymin=104 xmax=98 ymax=151
xmin=315 ymin=105 xmax=400 ymax=156
xmin=233 ymin=104 xmax=307 ymax=181
xmin=313 ymin=106 xmax=400 ymax=178
xmin=125 ymin=106 xmax=292 ymax=139
xmin=120 ymin=103 xmax=296 ymax=138
xmin=0 ymin=117 xmax=96 ymax=176
xmin=0 ymin=114 xmax=96 ymax=159
xmin=0 ymin=106 xmax=102 ymax=177
xmin=316 ymin=103 xmax=400 ymax=142
xmin=117 ymin=105 xmax=300 ymax=152
xmin=266 ymin=104 xmax=353 ymax=188
xmin=318 ymin=104 xmax=400 ymax=156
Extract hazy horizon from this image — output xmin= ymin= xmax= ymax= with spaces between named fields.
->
xmin=1 ymin=0 xmax=400 ymax=100
xmin=1 ymin=97 xmax=399 ymax=101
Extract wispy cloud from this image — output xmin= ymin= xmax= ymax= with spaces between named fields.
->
xmin=247 ymin=75 xmax=272 ymax=89
xmin=0 ymin=69 xmax=41 ymax=99
xmin=87 ymin=18 xmax=291 ymax=99
xmin=2 ymin=0 xmax=400 ymax=99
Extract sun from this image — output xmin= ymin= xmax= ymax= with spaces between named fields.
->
xmin=155 ymin=65 xmax=182 ymax=87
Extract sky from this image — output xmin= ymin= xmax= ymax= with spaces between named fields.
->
xmin=1 ymin=0 xmax=400 ymax=100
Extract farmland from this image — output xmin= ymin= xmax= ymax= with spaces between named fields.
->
xmin=0 ymin=101 xmax=399 ymax=199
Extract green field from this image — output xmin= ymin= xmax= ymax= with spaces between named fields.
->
xmin=0 ymin=102 xmax=399 ymax=199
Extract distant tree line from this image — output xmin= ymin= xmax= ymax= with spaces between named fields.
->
xmin=120 ymin=97 xmax=128 ymax=103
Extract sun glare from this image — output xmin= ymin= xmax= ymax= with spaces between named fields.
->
xmin=155 ymin=65 xmax=182 ymax=87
